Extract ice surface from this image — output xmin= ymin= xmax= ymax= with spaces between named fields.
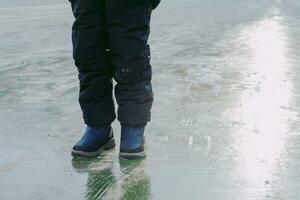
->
xmin=1 ymin=0 xmax=300 ymax=199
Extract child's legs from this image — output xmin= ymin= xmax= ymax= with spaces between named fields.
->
xmin=106 ymin=0 xmax=154 ymax=127
xmin=71 ymin=0 xmax=116 ymax=127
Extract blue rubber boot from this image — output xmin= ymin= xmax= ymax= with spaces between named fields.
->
xmin=119 ymin=126 xmax=146 ymax=159
xmin=72 ymin=126 xmax=115 ymax=158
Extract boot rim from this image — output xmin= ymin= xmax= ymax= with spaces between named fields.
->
xmin=119 ymin=151 xmax=146 ymax=160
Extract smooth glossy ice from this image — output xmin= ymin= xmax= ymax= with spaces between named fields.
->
xmin=1 ymin=0 xmax=300 ymax=199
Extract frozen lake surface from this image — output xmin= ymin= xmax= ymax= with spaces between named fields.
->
xmin=1 ymin=0 xmax=300 ymax=199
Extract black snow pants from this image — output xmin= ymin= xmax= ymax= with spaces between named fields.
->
xmin=70 ymin=0 xmax=155 ymax=127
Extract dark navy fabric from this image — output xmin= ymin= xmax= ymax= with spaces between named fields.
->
xmin=152 ymin=0 xmax=161 ymax=9
xmin=71 ymin=0 xmax=157 ymax=127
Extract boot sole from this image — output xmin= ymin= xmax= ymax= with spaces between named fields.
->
xmin=71 ymin=138 xmax=116 ymax=158
xmin=119 ymin=151 xmax=146 ymax=160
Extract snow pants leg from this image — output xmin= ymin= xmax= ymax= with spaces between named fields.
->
xmin=71 ymin=0 xmax=154 ymax=127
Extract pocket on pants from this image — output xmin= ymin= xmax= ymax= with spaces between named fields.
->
xmin=114 ymin=59 xmax=148 ymax=84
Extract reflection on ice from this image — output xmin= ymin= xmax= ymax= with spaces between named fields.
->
xmin=72 ymin=156 xmax=151 ymax=200
xmin=119 ymin=160 xmax=151 ymax=200
xmin=72 ymin=156 xmax=116 ymax=200
xmin=228 ymin=13 xmax=298 ymax=197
